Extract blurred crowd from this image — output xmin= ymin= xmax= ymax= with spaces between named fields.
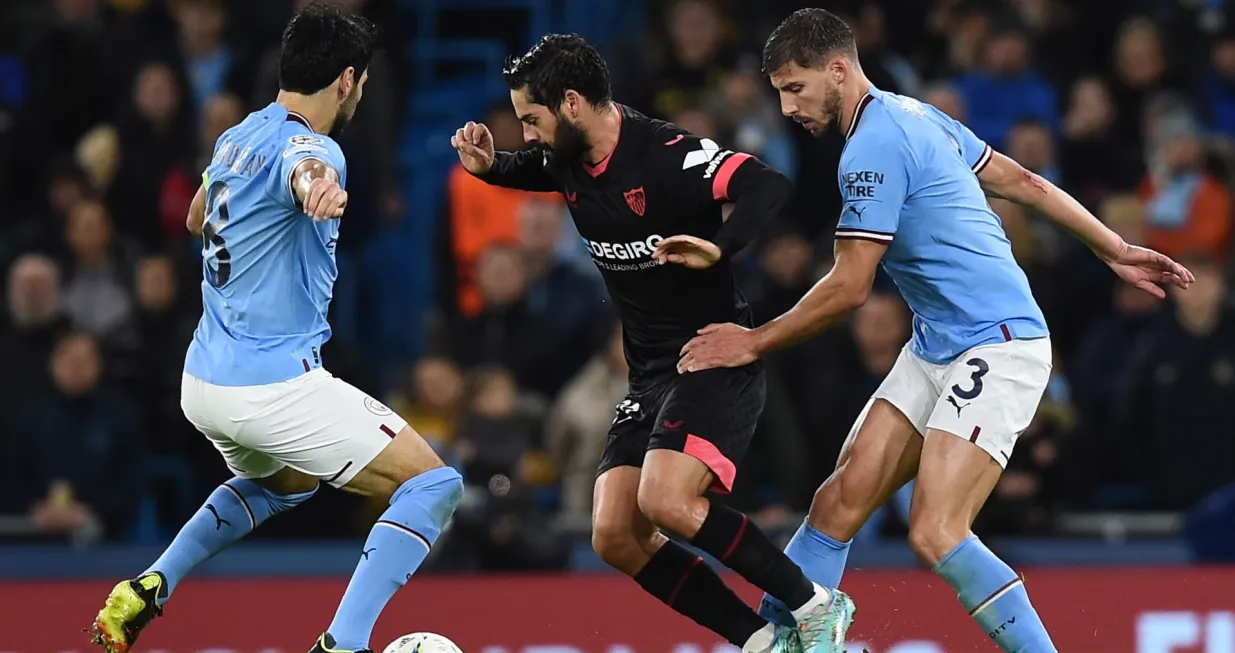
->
xmin=2 ymin=0 xmax=1235 ymax=569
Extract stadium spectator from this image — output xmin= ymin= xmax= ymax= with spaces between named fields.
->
xmin=1109 ymin=18 xmax=1179 ymax=154
xmin=0 ymin=254 xmax=71 ymax=417
xmin=1118 ymin=253 xmax=1235 ymax=510
xmin=1060 ymin=76 xmax=1144 ymax=201
xmin=7 ymin=332 xmax=145 ymax=540
xmin=110 ymin=61 xmax=194 ymax=247
xmin=60 ymin=199 xmax=138 ymax=346
xmin=920 ymin=82 xmax=967 ymax=123
xmin=169 ymin=0 xmax=251 ymax=113
xmin=9 ymin=0 xmax=111 ymax=210
xmin=706 ymin=59 xmax=798 ymax=178
xmin=386 ymin=356 xmax=466 ymax=455
xmin=124 ymin=255 xmax=200 ymax=454
xmin=953 ymin=22 xmax=1058 ymax=150
xmin=642 ymin=0 xmax=739 ymax=120
xmin=544 ymin=321 xmax=629 ymax=524
xmin=517 ymin=198 xmax=604 ymax=384
xmin=443 ymin=103 xmax=561 ymax=318
xmin=434 ymin=244 xmax=566 ymax=399
xmin=1137 ymin=112 xmax=1233 ymax=264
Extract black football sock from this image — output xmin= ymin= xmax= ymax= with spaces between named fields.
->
xmin=634 ymin=540 xmax=770 ymax=648
xmin=690 ymin=499 xmax=819 ymax=611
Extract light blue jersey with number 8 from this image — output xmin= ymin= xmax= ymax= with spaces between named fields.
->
xmin=185 ymin=102 xmax=347 ymax=387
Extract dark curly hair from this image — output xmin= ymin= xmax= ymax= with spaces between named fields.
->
xmin=502 ymin=34 xmax=612 ymax=109
xmin=278 ymin=2 xmax=379 ymax=94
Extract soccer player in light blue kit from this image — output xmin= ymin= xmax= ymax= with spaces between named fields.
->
xmin=88 ymin=6 xmax=462 ymax=653
xmin=670 ymin=9 xmax=1193 ymax=652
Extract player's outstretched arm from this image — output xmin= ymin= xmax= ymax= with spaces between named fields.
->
xmin=452 ymin=121 xmax=557 ymax=192
xmin=187 ymin=183 xmax=206 ymax=236
xmin=677 ymin=237 xmax=885 ymax=373
xmin=978 ymin=150 xmax=1194 ymax=296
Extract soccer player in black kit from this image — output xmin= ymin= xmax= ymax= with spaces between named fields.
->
xmin=451 ymin=35 xmax=855 ymax=653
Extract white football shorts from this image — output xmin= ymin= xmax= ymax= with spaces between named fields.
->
xmin=872 ymin=337 xmax=1052 ymax=468
xmin=181 ymin=368 xmax=408 ymax=487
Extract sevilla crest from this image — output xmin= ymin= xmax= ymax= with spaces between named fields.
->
xmin=624 ymin=187 xmax=646 ymax=216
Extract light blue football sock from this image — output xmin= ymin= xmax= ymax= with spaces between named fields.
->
xmin=758 ymin=520 xmax=851 ymax=626
xmin=327 ymin=467 xmax=463 ymax=651
xmin=933 ymin=535 xmax=1058 ymax=652
xmin=146 ymin=478 xmax=316 ymax=605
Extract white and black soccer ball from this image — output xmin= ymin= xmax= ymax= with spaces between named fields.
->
xmin=382 ymin=632 xmax=463 ymax=653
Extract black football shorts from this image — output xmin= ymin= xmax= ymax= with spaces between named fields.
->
xmin=596 ymin=363 xmax=766 ymax=493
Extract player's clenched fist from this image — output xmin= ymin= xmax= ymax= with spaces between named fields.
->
xmin=302 ymin=176 xmax=348 ymax=221
xmin=451 ymin=121 xmax=495 ymax=174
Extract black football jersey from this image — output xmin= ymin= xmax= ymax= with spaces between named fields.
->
xmin=479 ymin=105 xmax=781 ymax=391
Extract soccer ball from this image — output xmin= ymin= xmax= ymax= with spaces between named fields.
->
xmin=382 ymin=632 xmax=463 ymax=653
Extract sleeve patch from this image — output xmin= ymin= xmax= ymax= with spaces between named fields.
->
xmin=289 ymin=134 xmax=324 ymax=146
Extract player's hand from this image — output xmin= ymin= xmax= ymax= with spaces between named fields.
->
xmin=451 ymin=121 xmax=495 ymax=175
xmin=303 ymin=177 xmax=348 ymax=221
xmin=678 ymin=322 xmax=761 ymax=373
xmin=653 ymin=235 xmax=722 ymax=269
xmin=1106 ymin=242 xmax=1195 ymax=299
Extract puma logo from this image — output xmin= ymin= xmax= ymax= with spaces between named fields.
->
xmin=205 ymin=504 xmax=230 ymax=530
xmin=361 ymin=547 xmax=376 ymax=560
xmin=946 ymin=395 xmax=970 ymax=417
xmin=845 ymin=204 xmax=865 ymax=220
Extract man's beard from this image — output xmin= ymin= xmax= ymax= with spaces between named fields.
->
xmin=542 ymin=116 xmax=591 ymax=171
xmin=328 ymin=89 xmax=361 ymax=138
xmin=816 ymin=86 xmax=845 ymax=137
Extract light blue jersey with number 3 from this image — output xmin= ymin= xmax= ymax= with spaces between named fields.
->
xmin=185 ymin=103 xmax=347 ymax=386
xmin=834 ymin=86 xmax=1048 ymax=365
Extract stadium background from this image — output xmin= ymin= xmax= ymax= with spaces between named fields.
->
xmin=1 ymin=0 xmax=1234 ymax=651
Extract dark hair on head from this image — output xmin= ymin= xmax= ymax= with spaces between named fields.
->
xmin=762 ymin=8 xmax=857 ymax=74
xmin=279 ymin=2 xmax=379 ymax=94
xmin=502 ymin=34 xmax=612 ymax=109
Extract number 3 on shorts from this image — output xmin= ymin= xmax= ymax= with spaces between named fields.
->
xmin=950 ymin=357 xmax=989 ymax=400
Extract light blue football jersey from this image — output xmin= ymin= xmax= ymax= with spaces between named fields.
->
xmin=834 ymin=86 xmax=1048 ymax=365
xmin=184 ymin=103 xmax=346 ymax=386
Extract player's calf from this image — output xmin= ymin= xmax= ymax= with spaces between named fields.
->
xmin=324 ymin=426 xmax=463 ymax=652
xmin=145 ymin=469 xmax=319 ymax=605
xmin=911 ymin=429 xmax=1058 ymax=653
xmin=90 ymin=468 xmax=319 ymax=652
xmin=639 ymin=450 xmax=854 ymax=653
xmin=594 ymin=467 xmax=801 ymax=653
xmin=761 ymin=399 xmax=920 ymax=626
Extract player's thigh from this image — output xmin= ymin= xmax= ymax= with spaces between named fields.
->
xmin=811 ymin=346 xmax=938 ymax=528
xmin=181 ymin=372 xmax=286 ymax=482
xmin=809 ymin=397 xmax=922 ymax=540
xmin=907 ymin=428 xmax=1004 ymax=565
xmin=229 ymin=370 xmax=439 ymax=497
xmin=924 ymin=337 xmax=1052 ymax=470
xmin=645 ymin=364 xmax=766 ymax=496
xmin=910 ymin=338 xmax=1052 ymax=561
xmin=593 ymin=466 xmax=662 ymax=572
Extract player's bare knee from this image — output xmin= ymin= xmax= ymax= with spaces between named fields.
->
xmin=592 ymin=523 xmax=656 ymax=574
xmin=906 ymin=515 xmax=968 ymax=567
xmin=346 ymin=425 xmax=448 ymax=500
xmin=808 ymin=468 xmax=883 ymax=540
xmin=635 ymin=482 xmax=704 ymax=539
